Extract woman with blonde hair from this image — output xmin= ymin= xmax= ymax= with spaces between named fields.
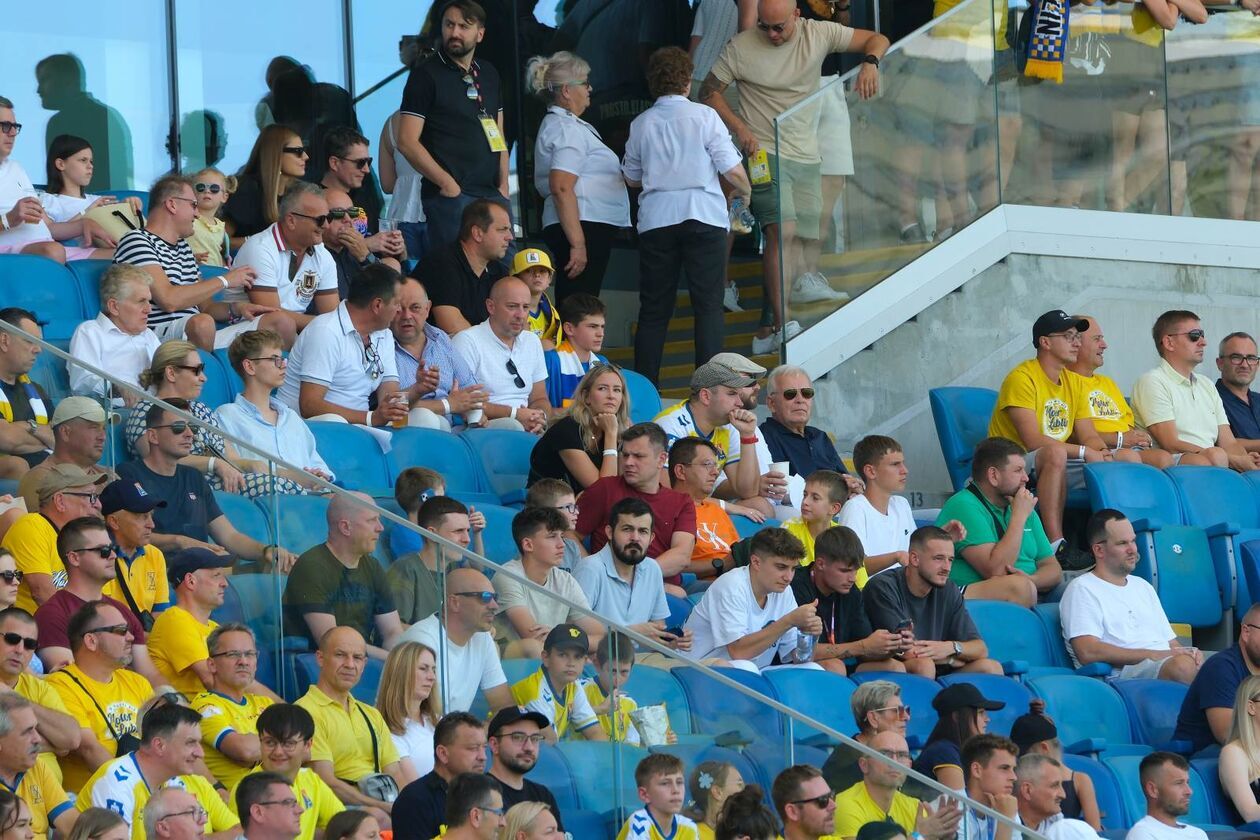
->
xmin=124 ymin=338 xmax=309 ymax=497
xmin=527 ymin=363 xmax=630 ymax=490
xmin=1219 ymin=674 xmax=1260 ymax=823
xmin=224 ymin=124 xmax=308 ymax=246
xmin=65 ymin=808 xmax=127 ymax=840
xmin=377 ymin=641 xmax=441 ymax=783
xmin=499 ymin=801 xmax=560 ymax=840
xmin=526 ymin=51 xmax=629 ymax=301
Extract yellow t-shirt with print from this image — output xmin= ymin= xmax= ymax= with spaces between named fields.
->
xmin=228 ymin=766 xmax=344 ymax=840
xmin=989 ymin=358 xmax=1090 ymax=445
xmin=528 ymin=293 xmax=561 ymax=345
xmin=617 ymin=809 xmax=701 ymax=840
xmin=511 ymin=668 xmax=600 ymax=739
xmin=295 ymin=686 xmax=400 ymax=781
xmin=148 ymin=605 xmax=216 ymax=698
xmin=580 ymin=677 xmax=641 ymax=744
xmin=191 ymin=690 xmax=275 ymax=788
xmin=45 ymin=663 xmax=152 ymax=792
xmin=4 ymin=755 xmax=73 ymax=840
xmin=653 ymin=401 xmax=741 ymax=471
xmin=784 ymin=518 xmax=869 ymax=587
xmin=1 ymin=514 xmax=66 ymax=613
xmin=1076 ymin=371 xmax=1134 ymax=435
xmin=104 ymin=545 xmax=169 ymax=614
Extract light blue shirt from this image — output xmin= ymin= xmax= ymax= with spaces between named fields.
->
xmin=214 ymin=394 xmax=333 ymax=478
xmin=395 ymin=322 xmax=479 ymax=400
xmin=572 ymin=545 xmax=670 ymax=628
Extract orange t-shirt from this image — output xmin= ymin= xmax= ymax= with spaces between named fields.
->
xmin=693 ymin=499 xmax=739 ymax=563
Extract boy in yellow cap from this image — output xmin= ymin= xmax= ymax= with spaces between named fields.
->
xmin=513 ymin=248 xmax=561 ymax=349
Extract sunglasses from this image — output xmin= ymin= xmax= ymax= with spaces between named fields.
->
xmin=193 ymin=183 xmax=223 ymax=194
xmin=151 ymin=421 xmax=192 ymax=435
xmin=756 ymin=18 xmax=792 ymax=32
xmin=506 ymin=359 xmax=526 ymax=389
xmin=1170 ymin=329 xmax=1206 ymax=342
xmin=327 ymin=206 xmax=365 ymax=221
xmin=175 ymin=363 xmax=206 ymax=376
xmin=336 ymin=155 xmax=373 ymax=170
xmin=0 ymin=632 xmax=36 ymax=651
xmin=85 ymin=624 xmax=130 ymax=637
xmin=454 ymin=591 xmax=496 ymax=604
xmin=291 ymin=211 xmax=329 ymax=227
xmin=781 ymin=388 xmax=815 ymax=400
xmin=789 ymin=793 xmax=833 ymax=810
xmin=0 ymin=571 xmax=22 ymax=584
xmin=363 ymin=342 xmax=383 ymax=380
xmin=71 ymin=545 xmax=114 ymax=559
xmin=282 ymin=146 xmax=308 ymax=157
xmin=0 ymin=122 xmax=21 ymax=136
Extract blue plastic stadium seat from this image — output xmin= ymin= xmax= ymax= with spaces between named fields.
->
xmin=937 ymin=674 xmax=1033 ymax=737
xmin=764 ymin=668 xmax=857 ymax=745
xmin=0 ymin=255 xmax=89 ymax=342
xmin=850 ymin=672 xmax=940 ymax=748
xmin=28 ymin=349 xmax=71 ymax=404
xmin=664 ymin=594 xmax=692 ymax=630
xmin=622 ymin=664 xmax=692 ymax=736
xmin=212 ymin=491 xmax=271 ymax=546
xmin=196 ymin=349 xmax=235 ymax=410
xmin=673 ymin=667 xmax=782 ymax=745
xmin=557 ymin=741 xmax=646 ymax=816
xmin=1028 ymin=674 xmax=1147 ymax=756
xmin=469 ymin=503 xmax=520 ymax=566
xmin=560 ymin=810 xmax=610 ymax=840
xmin=305 ymin=422 xmax=393 ymax=497
xmin=213 ymin=573 xmax=287 ymax=692
xmin=100 ymin=409 xmax=130 ymax=471
xmin=968 ymin=599 xmax=1067 ymax=677
xmin=266 ymin=494 xmax=332 ymax=557
xmin=1104 ymin=754 xmax=1211 ymax=827
xmin=388 ymin=427 xmax=501 ymax=507
xmin=928 ymin=387 xmax=998 ymax=492
xmin=67 ymin=259 xmax=111 ymax=319
xmin=501 ymin=658 xmax=541 ymax=686
xmin=527 ymin=744 xmax=579 ymax=814
xmin=110 ymin=190 xmax=149 ymax=214
xmin=652 ymin=743 xmax=760 ymax=802
xmin=1063 ymin=754 xmax=1127 ymax=831
xmin=293 ymin=652 xmax=382 ymax=704
xmin=1167 ymin=465 xmax=1258 ymax=620
xmin=462 ymin=428 xmax=534 ymax=505
xmin=731 ymin=515 xmax=780 ymax=540
xmin=1111 ymin=679 xmax=1191 ymax=752
xmin=1190 ymin=757 xmax=1244 ymax=828
xmin=211 ymin=349 xmax=245 ymax=398
xmin=624 ymin=369 xmax=663 ymax=424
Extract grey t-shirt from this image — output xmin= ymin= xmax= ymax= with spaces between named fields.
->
xmin=387 ymin=553 xmax=441 ymax=625
xmin=862 ymin=569 xmax=980 ymax=643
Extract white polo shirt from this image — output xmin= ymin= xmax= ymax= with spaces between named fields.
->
xmin=235 ymin=223 xmax=339 ymax=313
xmin=278 ymin=301 xmax=397 ymax=412
xmin=450 ymin=320 xmax=546 ymax=408
xmin=1132 ymin=359 xmax=1230 ymax=450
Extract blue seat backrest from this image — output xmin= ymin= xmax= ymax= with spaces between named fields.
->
xmin=305 ymin=422 xmax=392 ymax=495
xmin=937 ymin=674 xmax=1033 ymax=737
xmin=623 ymin=664 xmax=692 ymax=736
xmin=28 ymin=350 xmax=70 ymax=404
xmin=469 ymin=503 xmax=521 ymax=566
xmin=197 ymin=349 xmax=235 ymax=410
xmin=211 ymin=349 xmax=246 ymax=398
xmin=1167 ymin=465 xmax=1258 ymax=617
xmin=1029 ymin=675 xmax=1133 ymax=749
xmin=389 ymin=427 xmax=486 ymax=496
xmin=0 ymin=255 xmax=88 ymax=342
xmin=1111 ymin=679 xmax=1189 ymax=749
xmin=623 ymin=369 xmax=663 ymax=424
xmin=110 ymin=190 xmax=150 ymax=214
xmin=1032 ymin=603 xmax=1075 ymax=669
xmin=732 ymin=515 xmax=780 ymax=540
xmin=293 ymin=652 xmax=382 ymax=704
xmin=1063 ymin=754 xmax=1127 ymax=831
xmin=501 ymin=658 xmax=541 ymax=686
xmin=213 ymin=491 xmax=271 ymax=546
xmin=526 ymin=744 xmax=579 ymax=814
xmin=220 ymin=573 xmax=286 ymax=644
xmin=266 ymin=493 xmax=332 ymax=556
xmin=664 ymin=594 xmax=692 ymax=629
xmin=969 ymin=600 xmax=1059 ymax=670
xmin=1149 ymin=524 xmax=1223 ymax=628
xmin=673 ymin=667 xmax=783 ymax=743
xmin=1084 ymin=463 xmax=1183 ymax=530
xmin=928 ymin=387 xmax=998 ymax=491
xmin=101 ymin=409 xmax=131 ymax=471
xmin=851 ymin=672 xmax=940 ymax=747
xmin=461 ymin=429 xmax=533 ymax=504
xmin=67 ymin=259 xmax=111 ymax=319
xmin=1190 ymin=757 xmax=1243 ymax=827
xmin=764 ymin=669 xmax=857 ymax=742
xmin=1104 ymin=755 xmax=1214 ymax=827
xmin=557 ymin=741 xmax=647 ymax=816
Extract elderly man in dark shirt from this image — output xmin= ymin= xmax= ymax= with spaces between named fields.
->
xmin=760 ymin=365 xmax=860 ymax=494
xmin=1216 ymin=331 xmax=1260 ymax=454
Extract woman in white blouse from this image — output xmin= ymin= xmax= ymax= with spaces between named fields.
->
xmin=376 ymin=640 xmax=441 ymax=784
xmin=526 ymin=52 xmax=631 ymax=301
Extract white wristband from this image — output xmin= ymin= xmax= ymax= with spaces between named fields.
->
xmin=511 ymin=406 xmax=518 ymax=420
xmin=219 ymin=276 xmax=229 ymax=290
xmin=602 ymin=448 xmax=618 ymax=458
xmin=365 ymin=410 xmax=373 ymax=426
xmin=1078 ymin=445 xmax=1086 ymax=460
xmin=440 ymin=398 xmax=451 ymax=416
xmin=1116 ymin=431 xmax=1124 ymax=449
xmin=207 ymin=457 xmax=216 ymax=475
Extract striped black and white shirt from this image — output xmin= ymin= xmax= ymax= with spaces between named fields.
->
xmin=114 ymin=228 xmax=202 ymax=327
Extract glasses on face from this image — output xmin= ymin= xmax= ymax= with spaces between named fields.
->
xmin=175 ymin=363 xmax=207 ymax=376
xmin=756 ymin=17 xmax=792 ymax=32
xmin=565 ymin=79 xmax=592 ymax=90
xmin=475 ymin=805 xmax=505 ymax=817
xmin=247 ymin=355 xmax=287 ymax=368
xmin=363 ymin=342 xmax=383 ymax=380
xmin=63 ymin=492 xmax=101 ymax=505
xmin=789 ymin=794 xmax=833 ymax=809
xmin=500 ymin=731 xmax=546 ymax=745
xmin=781 ymin=388 xmax=815 ymax=400
xmin=1170 ymin=329 xmax=1206 ymax=342
xmin=256 ymin=798 xmax=301 ymax=810
xmin=169 ymin=196 xmax=199 ymax=208
xmin=291 ymin=211 xmax=329 ymax=227
xmin=556 ymin=503 xmax=578 ymax=514
xmin=327 ymin=206 xmax=365 ymax=221
xmin=211 ymin=649 xmax=258 ymax=660
xmin=71 ymin=545 xmax=114 ymax=559
xmin=1245 ymin=622 xmax=1260 ymax=632
xmin=193 ymin=183 xmax=223 ymax=194
xmin=0 ymin=122 xmax=22 ymax=136
xmin=874 ymin=704 xmax=911 ymax=717
xmin=261 ymin=735 xmax=307 ymax=751
xmin=159 ymin=808 xmax=208 ymax=824
xmin=282 ymin=146 xmax=308 ymax=157
xmin=506 ymin=359 xmax=526 ymax=389
xmin=336 ymin=155 xmax=373 ymax=170
xmin=1223 ymin=353 xmax=1260 ymax=366
xmin=877 ymin=749 xmax=913 ymax=761
xmin=1047 ymin=331 xmax=1082 ymax=344
xmin=0 ymin=632 xmax=36 ymax=651
xmin=454 ymin=590 xmax=496 ymax=604
xmin=0 ymin=571 xmax=22 ymax=584
xmin=86 ymin=624 xmax=130 ymax=637
xmin=151 ymin=421 xmax=192 ymax=435
xmin=688 ymin=460 xmax=719 ymax=471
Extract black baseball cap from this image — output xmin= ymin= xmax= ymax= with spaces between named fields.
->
xmin=1010 ymin=711 xmax=1058 ymax=754
xmin=166 ymin=547 xmax=232 ymax=585
xmin=101 ymin=479 xmax=168 ymax=516
xmin=931 ymin=683 xmax=1006 ymax=716
xmin=543 ymin=623 xmax=589 ymax=654
xmin=488 ymin=706 xmax=550 ymax=737
xmin=1032 ymin=310 xmax=1089 ymax=347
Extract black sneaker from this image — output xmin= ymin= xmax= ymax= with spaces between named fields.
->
xmin=1056 ymin=542 xmax=1095 ymax=572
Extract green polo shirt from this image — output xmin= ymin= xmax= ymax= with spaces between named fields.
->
xmin=936 ymin=484 xmax=1054 ymax=586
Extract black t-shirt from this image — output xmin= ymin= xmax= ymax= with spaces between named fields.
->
xmin=115 ymin=460 xmax=223 ymax=544
xmin=393 ymin=772 xmax=446 ymax=840
xmin=862 ymin=567 xmax=980 ymax=643
xmin=412 ymin=241 xmax=505 ymax=329
xmin=0 ymin=378 xmax=51 ymax=424
xmin=790 ymin=566 xmax=872 ymax=644
xmin=400 ymin=52 xmax=504 ymax=198
xmin=528 ymin=416 xmax=598 ymax=490
xmin=492 ymin=774 xmax=565 ymax=830
xmin=222 ymin=175 xmax=269 ymax=239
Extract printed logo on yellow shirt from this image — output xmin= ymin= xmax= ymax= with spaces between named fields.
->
xmin=1043 ymin=398 xmax=1070 ymax=438
xmin=105 ymin=701 xmax=140 ymax=737
xmin=1087 ymin=389 xmax=1122 ymax=422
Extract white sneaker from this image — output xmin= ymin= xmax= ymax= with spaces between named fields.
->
xmin=751 ymin=330 xmax=780 ymax=355
xmin=723 ymin=283 xmax=743 ymax=312
xmin=791 ymin=272 xmax=849 ymax=304
xmin=784 ymin=320 xmax=802 ymax=340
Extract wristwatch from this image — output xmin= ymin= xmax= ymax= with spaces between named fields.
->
xmin=26 ymin=420 xmax=38 ymax=434
xmin=953 ymin=641 xmax=963 ymax=656
xmin=711 ymin=557 xmax=725 ymax=575
xmin=862 ymin=54 xmax=880 ymax=67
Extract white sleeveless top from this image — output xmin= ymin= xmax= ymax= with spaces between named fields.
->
xmin=383 ymin=111 xmax=426 ymax=223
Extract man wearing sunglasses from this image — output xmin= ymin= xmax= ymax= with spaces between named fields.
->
xmin=1134 ymin=309 xmax=1259 ymax=472
xmin=762 ymin=364 xmax=860 ymax=502
xmin=1215 ymin=331 xmax=1260 ymax=457
xmin=236 ymin=182 xmax=339 ymax=331
xmin=321 ymin=188 xmax=385 ymax=298
xmin=0 ymin=605 xmax=81 ymax=765
xmin=2 ymin=463 xmax=108 ymax=612
xmin=319 ymin=127 xmax=405 ymax=266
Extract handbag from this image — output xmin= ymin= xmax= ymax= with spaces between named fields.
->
xmin=84 ymin=202 xmax=145 ymax=243
xmin=64 ymin=670 xmax=141 ymax=756
xmin=113 ymin=557 xmax=155 ymax=632
xmin=352 ymin=704 xmax=399 ymax=803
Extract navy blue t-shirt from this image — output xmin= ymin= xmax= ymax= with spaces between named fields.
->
xmin=1174 ymin=644 xmax=1250 ymax=753
xmin=1216 ymin=380 xmax=1260 ymax=442
xmin=115 ymin=460 xmax=223 ymax=544
xmin=912 ymin=738 xmax=962 ymax=783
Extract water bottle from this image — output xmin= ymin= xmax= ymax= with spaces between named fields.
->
xmin=795 ymin=631 xmax=815 ymax=664
xmin=730 ymin=196 xmax=755 ymax=234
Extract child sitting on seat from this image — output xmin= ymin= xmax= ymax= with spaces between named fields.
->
xmin=545 ymin=293 xmax=609 ymax=409
xmin=513 ymin=248 xmax=561 ymax=350
xmin=783 ymin=470 xmax=868 ymax=585
xmin=389 ymin=466 xmax=485 ymax=559
xmin=581 ymin=631 xmax=678 ymax=745
xmin=617 ymin=753 xmax=700 ymax=840
xmin=42 ymin=135 xmax=144 ymax=225
xmin=524 ymin=478 xmax=585 ymax=571
xmin=509 ymin=623 xmax=607 ymax=744
xmin=187 ymin=167 xmax=234 ymax=267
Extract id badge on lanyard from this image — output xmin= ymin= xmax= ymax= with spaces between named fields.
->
xmin=480 ymin=114 xmax=507 ymax=152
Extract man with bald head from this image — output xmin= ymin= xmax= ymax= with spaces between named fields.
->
xmin=296 ymin=626 xmax=403 ymax=816
xmin=320 ymin=187 xmax=402 ymax=299
xmin=451 ymin=276 xmax=551 ymax=433
xmin=400 ymin=567 xmax=513 ymax=713
xmin=283 ymin=493 xmax=403 ymax=659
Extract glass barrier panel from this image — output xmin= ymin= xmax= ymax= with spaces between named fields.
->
xmin=774 ymin=0 xmax=1000 ymax=340
xmin=1167 ymin=8 xmax=1260 ymax=221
